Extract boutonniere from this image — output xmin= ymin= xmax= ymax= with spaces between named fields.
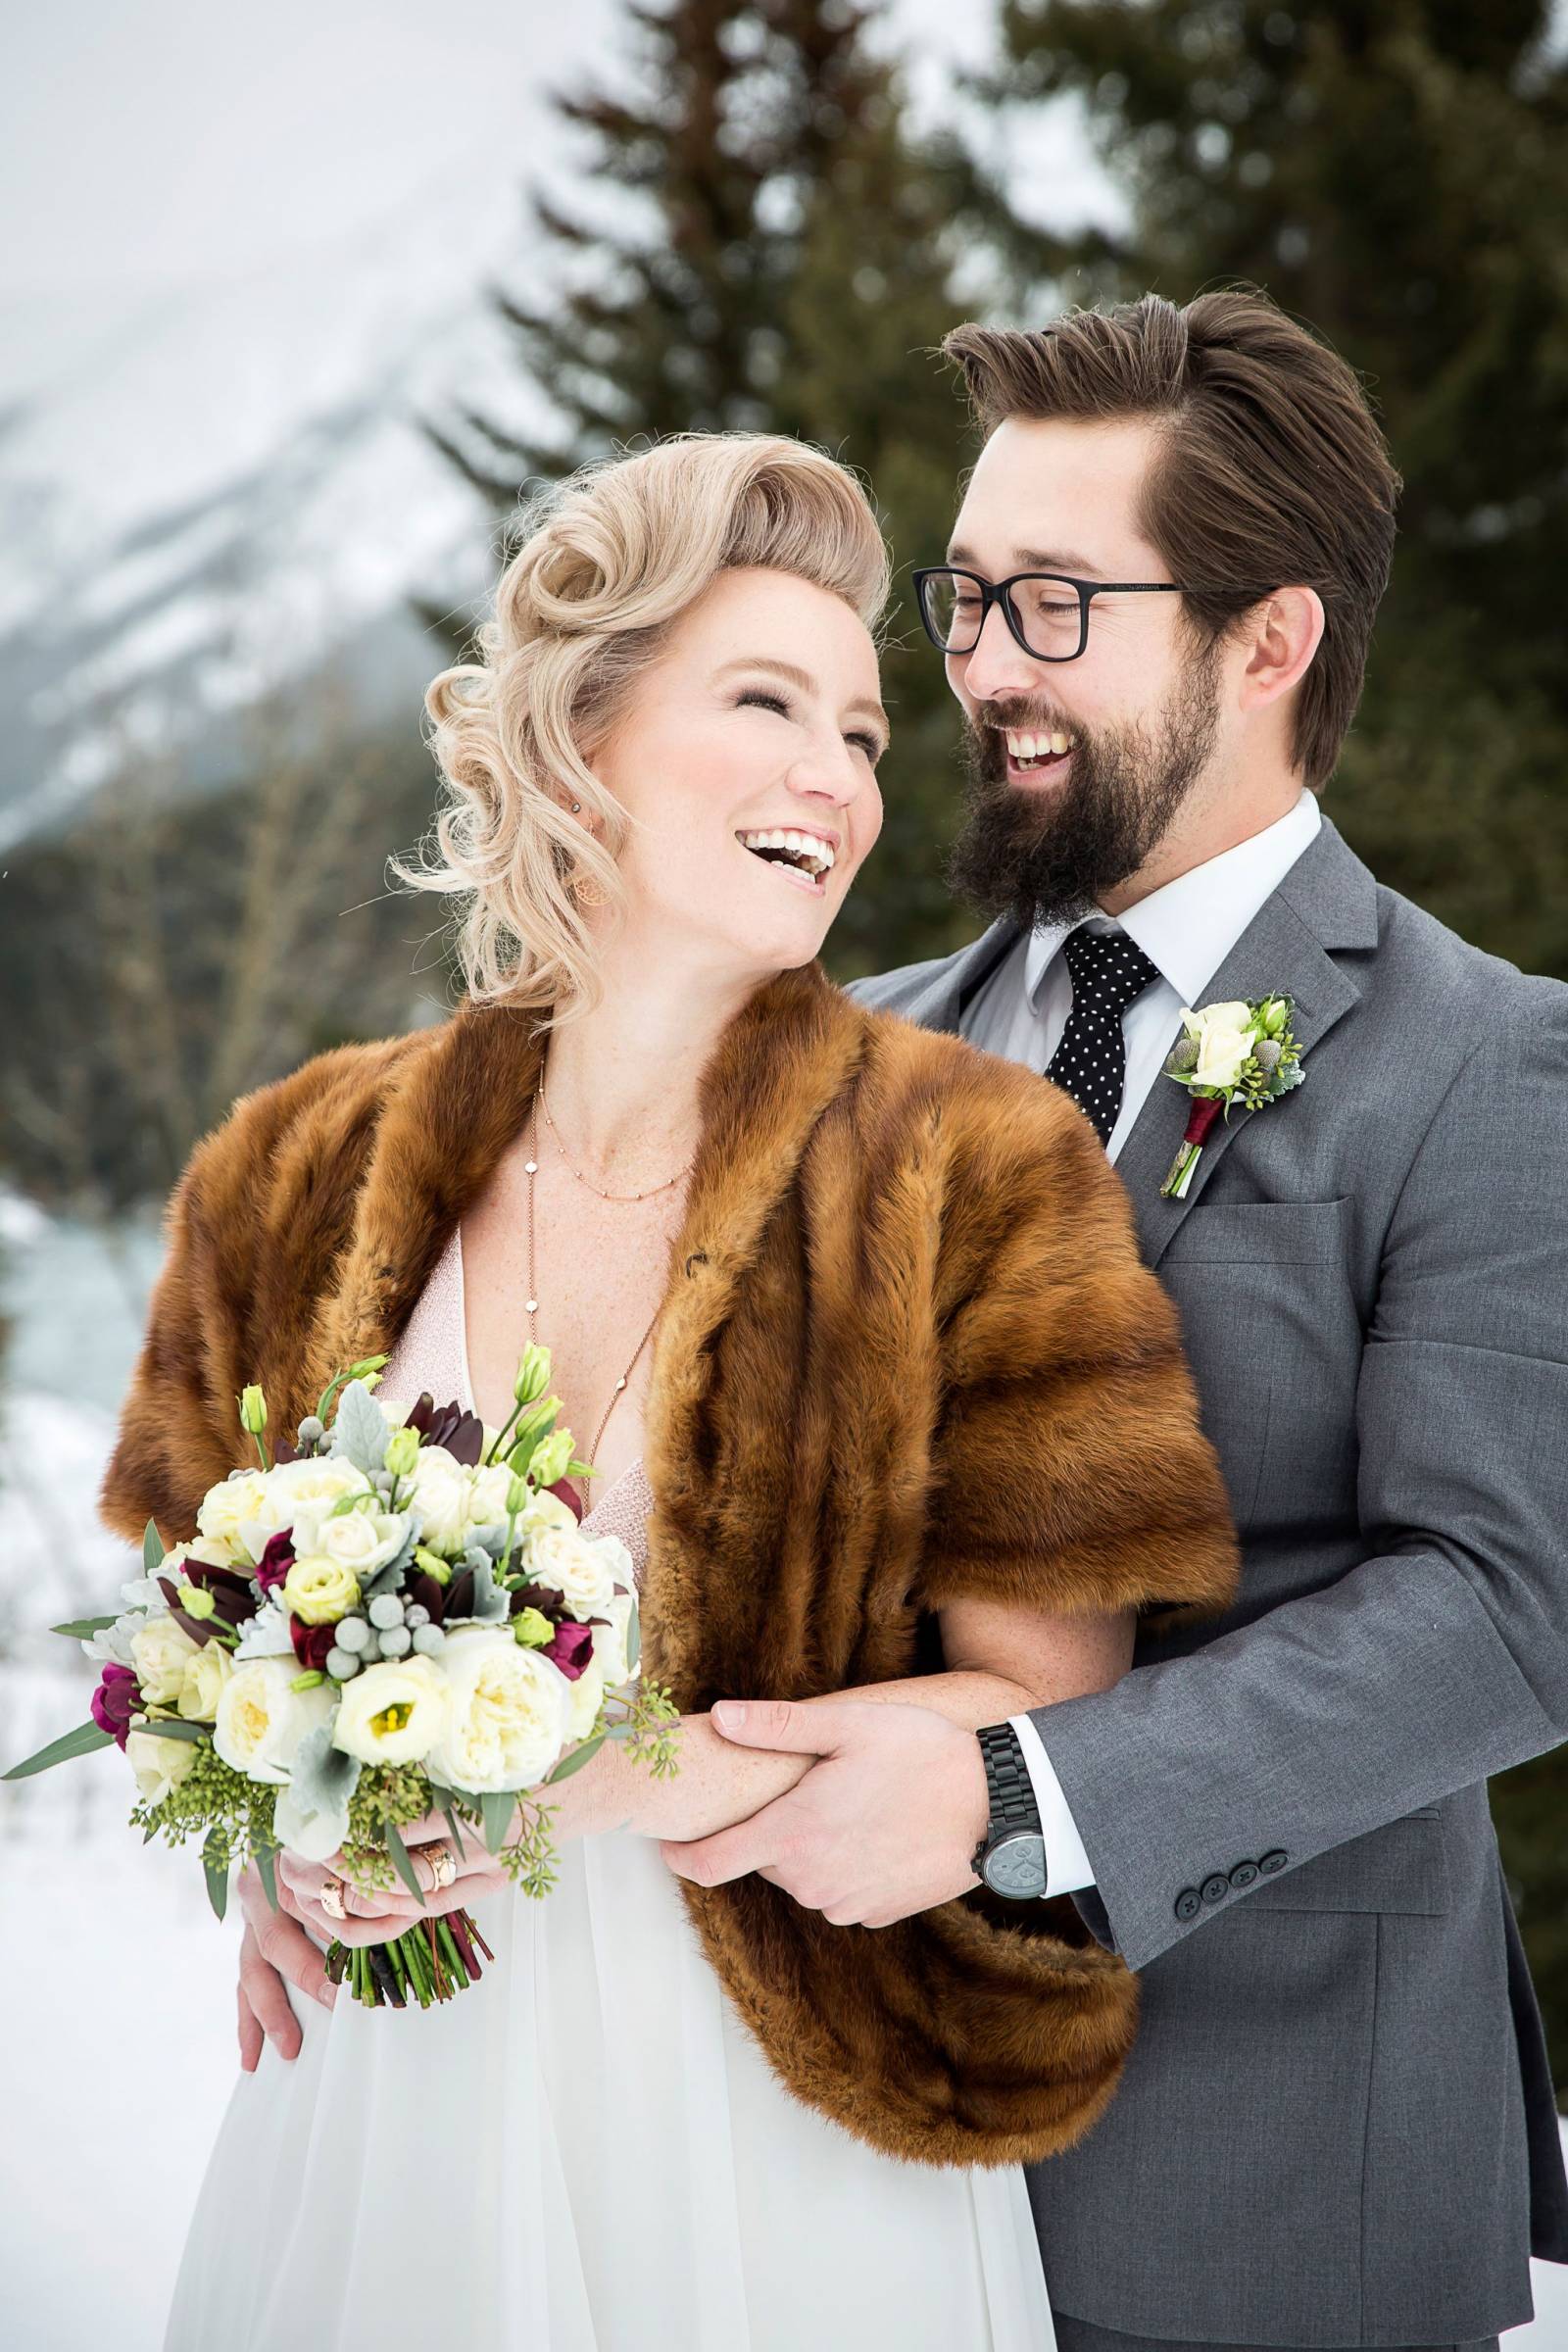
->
xmin=1158 ymin=996 xmax=1304 ymax=1200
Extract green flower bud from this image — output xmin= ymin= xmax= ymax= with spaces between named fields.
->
xmin=507 ymin=1473 xmax=530 ymax=1517
xmin=289 ymin=1669 xmax=325 ymax=1692
xmin=513 ymin=1608 xmax=553 ymax=1648
xmin=384 ymin=1426 xmax=420 ymax=1479
xmin=513 ymin=1344 xmax=552 ymax=1407
xmin=176 ymin=1583 xmax=217 ymax=1621
xmin=530 ymin=1430 xmax=573 ymax=1490
xmin=1260 ymin=997 xmax=1290 ymax=1038
xmin=414 ymin=1546 xmax=452 ymax=1586
xmin=238 ymin=1385 xmax=268 ymax=1436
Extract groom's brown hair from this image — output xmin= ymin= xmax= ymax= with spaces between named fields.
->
xmin=943 ymin=288 xmax=1400 ymax=791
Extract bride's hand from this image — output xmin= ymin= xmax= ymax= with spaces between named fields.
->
xmin=235 ymin=1860 xmax=336 ymax=2072
xmin=279 ymin=1814 xmax=514 ymax=1941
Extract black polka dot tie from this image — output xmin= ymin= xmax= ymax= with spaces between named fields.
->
xmin=1046 ymin=926 xmax=1160 ymax=1145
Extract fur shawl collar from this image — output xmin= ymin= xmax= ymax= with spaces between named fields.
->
xmin=101 ymin=961 xmax=1238 ymax=2166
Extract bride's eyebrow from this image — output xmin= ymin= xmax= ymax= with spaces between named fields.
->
xmin=710 ymin=656 xmax=890 ymax=739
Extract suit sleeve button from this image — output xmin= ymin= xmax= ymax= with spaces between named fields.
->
xmin=1258 ymin=1849 xmax=1288 ymax=1875
xmin=1174 ymin=1886 xmax=1202 ymax=1922
xmin=1200 ymin=1873 xmax=1230 ymax=1904
xmin=1228 ymin=1860 xmax=1258 ymax=1888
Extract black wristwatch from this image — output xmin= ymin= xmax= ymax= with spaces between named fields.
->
xmin=971 ymin=1723 xmax=1049 ymax=1899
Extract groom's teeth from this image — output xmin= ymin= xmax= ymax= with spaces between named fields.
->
xmin=1004 ymin=727 xmax=1073 ymax=763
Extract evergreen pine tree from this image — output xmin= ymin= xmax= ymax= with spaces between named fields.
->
xmin=978 ymin=0 xmax=1568 ymax=2086
xmin=425 ymin=0 xmax=1001 ymax=970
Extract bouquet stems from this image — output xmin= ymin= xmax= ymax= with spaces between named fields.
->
xmin=324 ymin=1908 xmax=498 ymax=2009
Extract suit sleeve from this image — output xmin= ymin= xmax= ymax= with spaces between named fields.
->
xmin=1026 ymin=987 xmax=1568 ymax=1972
xmin=916 ymin=1057 xmax=1240 ymax=1628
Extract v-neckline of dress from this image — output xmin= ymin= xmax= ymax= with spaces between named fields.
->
xmin=454 ymin=1222 xmax=644 ymax=1531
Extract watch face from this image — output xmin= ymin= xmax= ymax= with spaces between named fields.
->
xmin=983 ymin=1831 xmax=1047 ymax=1899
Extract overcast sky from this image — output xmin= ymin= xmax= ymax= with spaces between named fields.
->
xmin=1 ymin=1 xmax=1103 ymax=355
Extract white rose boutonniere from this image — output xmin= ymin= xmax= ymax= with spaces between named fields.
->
xmin=1159 ymin=993 xmax=1305 ymax=1199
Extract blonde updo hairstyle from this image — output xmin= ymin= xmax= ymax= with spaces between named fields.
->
xmin=400 ymin=432 xmax=891 ymax=1015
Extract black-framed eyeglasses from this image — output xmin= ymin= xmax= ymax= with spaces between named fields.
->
xmin=911 ymin=565 xmax=1279 ymax=663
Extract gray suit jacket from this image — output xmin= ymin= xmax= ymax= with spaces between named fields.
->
xmin=853 ymin=816 xmax=1568 ymax=2346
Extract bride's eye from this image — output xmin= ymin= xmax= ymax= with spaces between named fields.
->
xmin=736 ymin=687 xmax=793 ymax=718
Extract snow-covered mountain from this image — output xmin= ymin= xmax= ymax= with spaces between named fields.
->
xmin=0 ymin=170 xmax=549 ymax=852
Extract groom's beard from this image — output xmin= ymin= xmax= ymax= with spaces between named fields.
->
xmin=946 ymin=640 xmax=1224 ymax=931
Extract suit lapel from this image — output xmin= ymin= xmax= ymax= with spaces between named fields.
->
xmin=905 ymin=917 xmax=1022 ymax=1035
xmin=1118 ymin=819 xmax=1379 ymax=1264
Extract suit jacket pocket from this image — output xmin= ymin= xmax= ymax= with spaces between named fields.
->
xmin=1243 ymin=1809 xmax=1450 ymax=1917
xmin=1161 ymin=1196 xmax=1348 ymax=1266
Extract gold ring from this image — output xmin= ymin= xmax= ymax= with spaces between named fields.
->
xmin=318 ymin=1876 xmax=348 ymax=1922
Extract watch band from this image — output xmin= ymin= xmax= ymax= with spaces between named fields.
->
xmin=976 ymin=1721 xmax=1043 ymax=1849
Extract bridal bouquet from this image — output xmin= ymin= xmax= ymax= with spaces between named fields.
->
xmin=5 ymin=1349 xmax=679 ymax=2009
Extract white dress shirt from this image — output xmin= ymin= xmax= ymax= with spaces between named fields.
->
xmin=960 ymin=788 xmax=1322 ymax=1893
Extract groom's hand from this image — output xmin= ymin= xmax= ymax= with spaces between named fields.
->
xmin=660 ymin=1697 xmax=990 ymax=1928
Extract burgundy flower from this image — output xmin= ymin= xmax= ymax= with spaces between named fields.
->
xmin=289 ymin=1617 xmax=337 ymax=1672
xmin=543 ymin=1620 xmax=596 ymax=1682
xmin=255 ymin=1533 xmax=296 ymax=1595
xmin=90 ymin=1663 xmax=141 ymax=1751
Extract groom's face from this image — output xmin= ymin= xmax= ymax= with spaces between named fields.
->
xmin=940 ymin=416 xmax=1228 ymax=928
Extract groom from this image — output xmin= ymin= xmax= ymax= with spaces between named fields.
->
xmin=668 ymin=288 xmax=1568 ymax=2349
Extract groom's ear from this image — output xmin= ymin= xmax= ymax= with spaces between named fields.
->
xmin=1236 ymin=585 xmax=1325 ymax=716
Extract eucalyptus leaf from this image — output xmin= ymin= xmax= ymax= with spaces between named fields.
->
xmin=327 ymin=1379 xmax=390 ymax=1475
xmin=203 ymin=1835 xmax=229 ymax=1923
xmin=382 ymin=1817 xmax=428 ymax=1907
xmin=142 ymin=1519 xmax=166 ymax=1575
xmin=626 ymin=1611 xmax=641 ymax=1674
xmin=132 ymin=1717 xmax=208 ymax=1744
xmin=50 ymin=1616 xmax=117 ymax=1639
xmin=254 ymin=1841 xmax=280 ymax=1914
xmin=479 ymin=1789 xmax=514 ymax=1855
xmin=2 ymin=1720 xmax=114 ymax=1780
xmin=546 ymin=1731 xmax=606 ymax=1785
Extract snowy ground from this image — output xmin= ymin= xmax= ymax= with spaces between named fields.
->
xmin=3 ymin=1201 xmax=1566 ymax=2349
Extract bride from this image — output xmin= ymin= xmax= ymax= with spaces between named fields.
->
xmin=99 ymin=430 xmax=1236 ymax=2350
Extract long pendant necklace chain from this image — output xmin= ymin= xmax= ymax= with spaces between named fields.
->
xmin=538 ymin=1070 xmax=693 ymax=1202
xmin=523 ymin=1093 xmax=668 ymax=1481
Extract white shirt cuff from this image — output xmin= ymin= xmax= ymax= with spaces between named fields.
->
xmin=1009 ymin=1712 xmax=1097 ymax=1895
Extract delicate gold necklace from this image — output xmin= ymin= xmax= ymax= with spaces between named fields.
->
xmin=522 ymin=1093 xmax=676 ymax=1479
xmin=538 ymin=1070 xmax=694 ymax=1202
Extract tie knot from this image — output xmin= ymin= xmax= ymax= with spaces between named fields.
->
xmin=1061 ymin=925 xmax=1159 ymax=1017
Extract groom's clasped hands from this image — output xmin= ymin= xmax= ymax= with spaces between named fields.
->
xmin=662 ymin=1694 xmax=991 ymax=1928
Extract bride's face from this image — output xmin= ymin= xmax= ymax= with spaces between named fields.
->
xmin=586 ymin=565 xmax=888 ymax=976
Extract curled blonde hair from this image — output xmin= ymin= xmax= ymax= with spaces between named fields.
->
xmin=397 ymin=431 xmax=891 ymax=1013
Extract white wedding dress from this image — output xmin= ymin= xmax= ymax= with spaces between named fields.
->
xmin=163 ymin=1227 xmax=1055 ymax=2352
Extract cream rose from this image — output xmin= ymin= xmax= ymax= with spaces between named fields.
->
xmin=280 ymin=1553 xmax=363 ymax=1625
xmin=195 ymin=1469 xmax=272 ymax=1559
xmin=564 ymin=1658 xmax=606 ymax=1744
xmin=214 ymin=1658 xmax=334 ymax=1784
xmin=590 ymin=1588 xmax=638 ymax=1690
xmin=176 ymin=1640 xmax=234 ymax=1723
xmin=466 ymin=1463 xmax=516 ymax=1529
xmin=331 ymin=1656 xmax=451 ymax=1767
xmin=129 ymin=1613 xmax=201 ymax=1706
xmin=125 ymin=1727 xmax=200 ymax=1807
xmin=404 ymin=1447 xmax=474 ymax=1552
xmin=1181 ymin=1001 xmax=1254 ymax=1093
xmin=313 ymin=1504 xmax=409 ymax=1578
xmin=525 ymin=1524 xmax=617 ymax=1615
xmin=235 ymin=1457 xmax=371 ymax=1560
xmin=424 ymin=1631 xmax=568 ymax=1793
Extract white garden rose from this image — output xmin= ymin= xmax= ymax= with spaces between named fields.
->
xmin=424 ymin=1630 xmax=568 ymax=1793
xmin=214 ymin=1658 xmax=334 ymax=1784
xmin=176 ymin=1640 xmax=234 ymax=1723
xmin=280 ymin=1553 xmax=363 ymax=1625
xmin=125 ymin=1727 xmax=200 ymax=1807
xmin=517 ymin=1490 xmax=578 ymax=1541
xmin=1181 ymin=1001 xmax=1254 ymax=1093
xmin=564 ymin=1658 xmax=605 ymax=1744
xmin=525 ymin=1523 xmax=617 ymax=1615
xmin=466 ymin=1463 xmax=516 ymax=1530
xmin=331 ymin=1656 xmax=451 ymax=1767
xmin=129 ymin=1613 xmax=201 ymax=1706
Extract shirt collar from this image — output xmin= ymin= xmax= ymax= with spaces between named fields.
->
xmin=1024 ymin=787 xmax=1322 ymax=1012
